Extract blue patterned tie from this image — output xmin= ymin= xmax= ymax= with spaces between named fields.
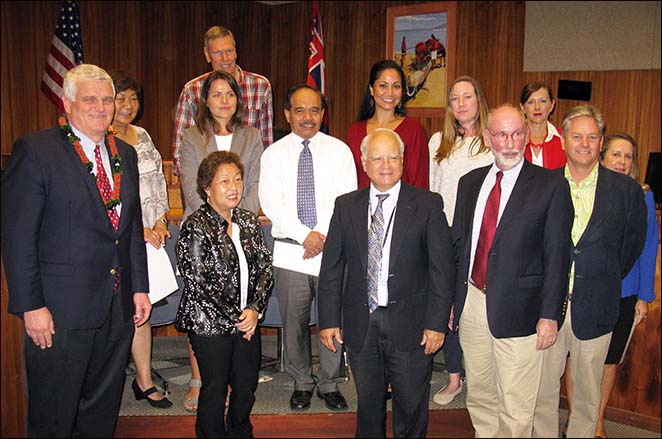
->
xmin=367 ymin=194 xmax=389 ymax=313
xmin=297 ymin=140 xmax=317 ymax=229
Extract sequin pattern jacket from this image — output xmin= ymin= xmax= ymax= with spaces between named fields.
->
xmin=175 ymin=203 xmax=273 ymax=336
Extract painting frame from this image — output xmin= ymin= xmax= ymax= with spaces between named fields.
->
xmin=386 ymin=1 xmax=457 ymax=119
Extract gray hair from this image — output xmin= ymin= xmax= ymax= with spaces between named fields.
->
xmin=562 ymin=105 xmax=605 ymax=137
xmin=63 ymin=64 xmax=114 ymax=101
xmin=360 ymin=128 xmax=405 ymax=160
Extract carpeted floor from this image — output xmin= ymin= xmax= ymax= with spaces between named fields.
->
xmin=119 ymin=336 xmax=659 ymax=438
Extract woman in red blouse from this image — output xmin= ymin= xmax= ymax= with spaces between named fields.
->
xmin=519 ymin=82 xmax=566 ymax=170
xmin=347 ymin=60 xmax=428 ymax=189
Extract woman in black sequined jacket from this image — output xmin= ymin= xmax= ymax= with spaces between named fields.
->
xmin=175 ymin=150 xmax=273 ymax=437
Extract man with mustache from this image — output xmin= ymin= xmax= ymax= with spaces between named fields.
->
xmin=259 ymin=84 xmax=357 ymax=411
xmin=452 ymin=105 xmax=573 ymax=437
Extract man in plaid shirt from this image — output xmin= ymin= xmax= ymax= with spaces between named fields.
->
xmin=172 ymin=25 xmax=273 ymax=175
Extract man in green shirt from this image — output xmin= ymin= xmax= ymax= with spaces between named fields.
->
xmin=533 ymin=106 xmax=647 ymax=438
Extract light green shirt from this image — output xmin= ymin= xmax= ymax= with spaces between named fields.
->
xmin=564 ymin=163 xmax=599 ymax=294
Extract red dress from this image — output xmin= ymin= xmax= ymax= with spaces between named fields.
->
xmin=347 ymin=117 xmax=429 ymax=189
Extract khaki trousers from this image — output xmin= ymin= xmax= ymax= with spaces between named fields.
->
xmin=459 ymin=283 xmax=543 ymax=438
xmin=533 ymin=301 xmax=611 ymax=438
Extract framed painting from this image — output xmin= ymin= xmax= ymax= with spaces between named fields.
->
xmin=386 ymin=2 xmax=457 ymax=118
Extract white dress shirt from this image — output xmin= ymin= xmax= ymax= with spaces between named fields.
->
xmin=259 ymin=131 xmax=357 ymax=245
xmin=468 ymin=158 xmax=524 ymax=281
xmin=369 ymin=181 xmax=401 ymax=306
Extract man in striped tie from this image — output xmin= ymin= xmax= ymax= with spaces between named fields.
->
xmin=1 ymin=64 xmax=150 ymax=437
xmin=318 ymin=128 xmax=455 ymax=437
xmin=259 ymin=84 xmax=357 ymax=412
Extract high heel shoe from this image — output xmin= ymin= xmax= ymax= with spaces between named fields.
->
xmin=132 ymin=378 xmax=173 ymax=409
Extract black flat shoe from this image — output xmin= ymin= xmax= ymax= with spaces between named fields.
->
xmin=290 ymin=390 xmax=313 ymax=411
xmin=132 ymin=378 xmax=173 ymax=409
xmin=317 ymin=390 xmax=348 ymax=410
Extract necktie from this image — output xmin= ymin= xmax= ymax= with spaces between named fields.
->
xmin=471 ymin=171 xmax=503 ymax=291
xmin=297 ymin=140 xmax=317 ymax=229
xmin=94 ymin=144 xmax=120 ymax=232
xmin=367 ymin=193 xmax=389 ymax=313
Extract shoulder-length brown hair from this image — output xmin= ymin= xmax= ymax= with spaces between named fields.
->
xmin=195 ymin=70 xmax=244 ymax=145
xmin=434 ymin=75 xmax=490 ymax=163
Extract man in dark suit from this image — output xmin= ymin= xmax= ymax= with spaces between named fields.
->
xmin=533 ymin=106 xmax=647 ymax=438
xmin=318 ymin=128 xmax=455 ymax=437
xmin=1 ymin=64 xmax=150 ymax=438
xmin=452 ymin=105 xmax=573 ymax=437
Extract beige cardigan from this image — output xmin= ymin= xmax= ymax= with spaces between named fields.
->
xmin=180 ymin=124 xmax=263 ymax=221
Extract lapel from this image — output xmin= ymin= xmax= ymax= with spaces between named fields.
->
xmin=205 ymin=131 xmax=218 ymax=156
xmin=462 ymin=167 xmax=490 ymax=260
xmin=388 ymin=183 xmax=416 ymax=272
xmin=493 ymin=160 xmax=535 ymax=244
xmin=59 ymin=131 xmax=115 ymax=232
xmin=350 ymin=187 xmax=370 ymax=274
xmin=577 ymin=165 xmax=611 ymax=246
xmin=229 ymin=126 xmax=246 ymax=157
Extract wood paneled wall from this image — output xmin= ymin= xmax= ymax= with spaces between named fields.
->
xmin=1 ymin=1 xmax=660 ymax=437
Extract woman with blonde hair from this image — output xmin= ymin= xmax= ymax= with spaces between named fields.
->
xmin=429 ymin=75 xmax=493 ymax=406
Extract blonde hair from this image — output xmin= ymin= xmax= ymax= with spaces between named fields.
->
xmin=435 ymin=76 xmax=490 ymax=163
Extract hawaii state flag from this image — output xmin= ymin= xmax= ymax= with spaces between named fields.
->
xmin=306 ymin=1 xmax=328 ymax=134
xmin=41 ymin=1 xmax=83 ymax=113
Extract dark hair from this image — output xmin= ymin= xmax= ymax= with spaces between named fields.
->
xmin=108 ymin=70 xmax=143 ymax=121
xmin=520 ymin=82 xmax=554 ymax=106
xmin=197 ymin=150 xmax=245 ymax=201
xmin=284 ymin=84 xmax=327 ymax=110
xmin=602 ymin=132 xmax=640 ymax=180
xmin=356 ymin=60 xmax=407 ymax=121
xmin=195 ymin=70 xmax=244 ymax=145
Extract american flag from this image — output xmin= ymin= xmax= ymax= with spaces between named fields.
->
xmin=41 ymin=1 xmax=83 ymax=113
xmin=306 ymin=1 xmax=328 ymax=134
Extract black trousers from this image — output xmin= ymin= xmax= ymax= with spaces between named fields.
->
xmin=348 ymin=307 xmax=433 ymax=438
xmin=189 ymin=331 xmax=261 ymax=438
xmin=24 ymin=291 xmax=134 ymax=438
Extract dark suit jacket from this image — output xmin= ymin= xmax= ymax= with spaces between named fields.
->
xmin=556 ymin=165 xmax=647 ymax=340
xmin=318 ymin=183 xmax=455 ymax=354
xmin=180 ymin=124 xmax=262 ymax=220
xmin=452 ymin=160 xmax=573 ymax=339
xmin=1 ymin=126 xmax=148 ymax=329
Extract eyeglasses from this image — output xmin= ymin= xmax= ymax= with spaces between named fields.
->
xmin=489 ymin=130 xmax=526 ymax=143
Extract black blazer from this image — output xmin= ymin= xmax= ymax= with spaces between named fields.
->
xmin=1 ymin=127 xmax=148 ymax=329
xmin=318 ymin=183 xmax=455 ymax=354
xmin=556 ymin=165 xmax=647 ymax=340
xmin=452 ymin=160 xmax=573 ymax=339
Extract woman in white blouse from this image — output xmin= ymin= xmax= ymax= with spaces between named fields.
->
xmin=110 ymin=71 xmax=172 ymax=408
xmin=429 ymin=76 xmax=493 ymax=406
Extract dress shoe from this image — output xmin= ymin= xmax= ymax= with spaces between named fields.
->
xmin=132 ymin=378 xmax=173 ymax=409
xmin=432 ymin=379 xmax=463 ymax=406
xmin=290 ymin=390 xmax=313 ymax=411
xmin=317 ymin=390 xmax=348 ymax=410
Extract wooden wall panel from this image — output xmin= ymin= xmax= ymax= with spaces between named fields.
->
xmin=1 ymin=1 xmax=660 ymax=437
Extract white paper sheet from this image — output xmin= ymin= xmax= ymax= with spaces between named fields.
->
xmin=146 ymin=244 xmax=179 ymax=304
xmin=272 ymin=240 xmax=322 ymax=277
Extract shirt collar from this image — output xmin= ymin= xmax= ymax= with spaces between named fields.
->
xmin=369 ymin=180 xmax=402 ymax=201
xmin=564 ymin=161 xmax=599 ymax=187
xmin=488 ymin=155 xmax=525 ymax=179
xmin=291 ymin=132 xmax=321 ymax=148
xmin=545 ymin=121 xmax=562 ymax=142
xmin=70 ymin=123 xmax=102 ymax=150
